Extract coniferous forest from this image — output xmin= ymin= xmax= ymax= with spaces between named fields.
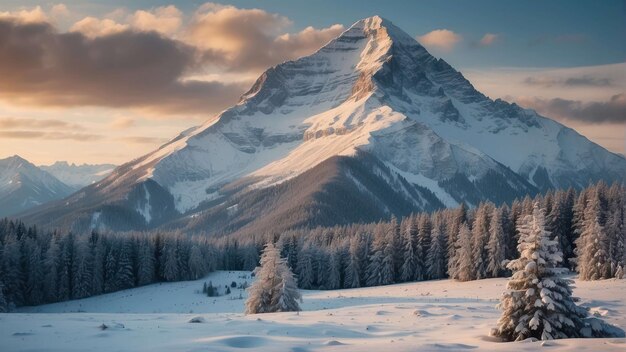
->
xmin=1 ymin=181 xmax=624 ymax=311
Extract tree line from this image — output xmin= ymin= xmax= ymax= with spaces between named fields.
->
xmin=1 ymin=181 xmax=624 ymax=311
xmin=0 ymin=226 xmax=217 ymax=311
xmin=219 ymin=181 xmax=625 ymax=289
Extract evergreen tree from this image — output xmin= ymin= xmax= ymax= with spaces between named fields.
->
xmin=486 ymin=207 xmax=507 ymax=278
xmin=137 ymin=239 xmax=156 ymax=285
xmin=115 ymin=241 xmax=135 ymax=290
xmin=576 ymin=192 xmax=611 ymax=280
xmin=344 ymin=236 xmax=361 ymax=288
xmin=0 ymin=280 xmax=7 ymax=312
xmin=72 ymin=237 xmax=93 ymax=299
xmin=493 ymin=202 xmax=623 ymax=341
xmin=453 ymin=224 xmax=474 ymax=282
xmin=296 ymin=248 xmax=314 ymax=289
xmin=400 ymin=217 xmax=418 ymax=282
xmin=245 ymin=243 xmax=301 ymax=314
xmin=447 ymin=204 xmax=467 ymax=278
xmin=472 ymin=203 xmax=492 ymax=279
xmin=426 ymin=216 xmax=447 ymax=279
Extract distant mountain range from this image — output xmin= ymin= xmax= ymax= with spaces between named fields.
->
xmin=16 ymin=16 xmax=626 ymax=235
xmin=40 ymin=161 xmax=115 ymax=189
xmin=0 ymin=155 xmax=114 ymax=218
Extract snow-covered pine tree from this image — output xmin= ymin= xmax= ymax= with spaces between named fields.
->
xmin=162 ymin=237 xmax=179 ymax=281
xmin=447 ymin=203 xmax=467 ymax=278
xmin=344 ymin=235 xmax=362 ymax=288
xmin=0 ymin=280 xmax=7 ymax=312
xmin=366 ymin=224 xmax=387 ymax=286
xmin=453 ymin=223 xmax=474 ymax=282
xmin=492 ymin=202 xmax=624 ymax=341
xmin=416 ymin=214 xmax=432 ymax=280
xmin=576 ymin=192 xmax=612 ymax=280
xmin=91 ymin=236 xmax=106 ymax=295
xmin=72 ymin=237 xmax=93 ymax=299
xmin=245 ymin=243 xmax=301 ymax=314
xmin=426 ymin=214 xmax=447 ymax=279
xmin=137 ymin=238 xmax=156 ymax=285
xmin=486 ymin=207 xmax=507 ymax=278
xmin=43 ymin=235 xmax=60 ymax=302
xmin=296 ymin=248 xmax=314 ymax=289
xmin=115 ymin=240 xmax=135 ymax=289
xmin=188 ymin=244 xmax=207 ymax=280
xmin=381 ymin=242 xmax=395 ymax=285
xmin=472 ymin=202 xmax=492 ymax=279
xmin=325 ymin=249 xmax=341 ymax=289
xmin=400 ymin=216 xmax=418 ymax=282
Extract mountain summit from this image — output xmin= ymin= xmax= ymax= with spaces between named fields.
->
xmin=20 ymin=16 xmax=626 ymax=234
xmin=0 ymin=155 xmax=74 ymax=217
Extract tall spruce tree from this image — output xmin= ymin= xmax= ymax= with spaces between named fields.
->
xmin=493 ymin=203 xmax=623 ymax=341
xmin=245 ymin=243 xmax=301 ymax=314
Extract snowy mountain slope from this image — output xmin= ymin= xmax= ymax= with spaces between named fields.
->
xmin=40 ymin=161 xmax=115 ymax=189
xmin=0 ymin=155 xmax=74 ymax=217
xmin=19 ymin=16 xmax=626 ymax=233
xmin=5 ymin=271 xmax=626 ymax=351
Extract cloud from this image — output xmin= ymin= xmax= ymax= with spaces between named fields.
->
xmin=0 ymin=6 xmax=48 ymax=24
xmin=70 ymin=17 xmax=129 ymax=37
xmin=184 ymin=3 xmax=344 ymax=71
xmin=0 ymin=130 xmax=102 ymax=141
xmin=523 ymin=75 xmax=612 ymax=88
xmin=110 ymin=117 xmax=135 ymax=129
xmin=516 ymin=93 xmax=626 ymax=124
xmin=50 ymin=4 xmax=70 ymax=19
xmin=479 ymin=33 xmax=498 ymax=46
xmin=117 ymin=136 xmax=169 ymax=144
xmin=0 ymin=17 xmax=248 ymax=115
xmin=130 ymin=5 xmax=183 ymax=36
xmin=0 ymin=117 xmax=82 ymax=129
xmin=417 ymin=29 xmax=461 ymax=52
xmin=0 ymin=4 xmax=345 ymax=114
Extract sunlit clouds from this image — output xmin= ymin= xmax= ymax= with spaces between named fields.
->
xmin=417 ymin=29 xmax=462 ymax=52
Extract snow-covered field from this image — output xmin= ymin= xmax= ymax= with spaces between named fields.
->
xmin=1 ymin=271 xmax=625 ymax=351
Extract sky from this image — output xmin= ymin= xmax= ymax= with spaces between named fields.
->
xmin=0 ymin=0 xmax=624 ymax=165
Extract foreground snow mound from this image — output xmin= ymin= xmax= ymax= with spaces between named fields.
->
xmin=2 ymin=272 xmax=625 ymax=351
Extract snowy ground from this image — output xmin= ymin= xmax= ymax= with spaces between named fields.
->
xmin=1 ymin=271 xmax=625 ymax=351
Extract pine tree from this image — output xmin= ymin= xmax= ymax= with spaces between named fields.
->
xmin=188 ymin=244 xmax=207 ymax=280
xmin=72 ymin=237 xmax=93 ymax=299
xmin=115 ymin=241 xmax=135 ymax=289
xmin=137 ymin=239 xmax=156 ymax=285
xmin=486 ymin=207 xmax=507 ymax=278
xmin=325 ymin=249 xmax=341 ymax=289
xmin=453 ymin=224 xmax=474 ymax=282
xmin=0 ymin=280 xmax=7 ymax=312
xmin=472 ymin=203 xmax=492 ymax=279
xmin=400 ymin=217 xmax=417 ymax=282
xmin=447 ymin=204 xmax=467 ymax=278
xmin=245 ymin=243 xmax=301 ymax=314
xmin=426 ymin=217 xmax=447 ymax=279
xmin=43 ymin=235 xmax=60 ymax=302
xmin=576 ymin=192 xmax=611 ymax=280
xmin=416 ymin=214 xmax=431 ymax=280
xmin=296 ymin=249 xmax=314 ymax=289
xmin=492 ymin=203 xmax=623 ymax=341
xmin=344 ymin=235 xmax=362 ymax=288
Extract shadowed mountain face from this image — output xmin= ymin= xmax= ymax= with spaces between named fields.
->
xmin=18 ymin=16 xmax=626 ymax=234
xmin=0 ymin=155 xmax=74 ymax=218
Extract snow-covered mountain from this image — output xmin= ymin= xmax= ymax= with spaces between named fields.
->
xmin=0 ymin=155 xmax=74 ymax=217
xmin=40 ymin=161 xmax=115 ymax=189
xmin=19 ymin=16 xmax=626 ymax=234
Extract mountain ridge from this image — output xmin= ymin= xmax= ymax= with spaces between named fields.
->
xmin=17 ymin=16 xmax=626 ymax=234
